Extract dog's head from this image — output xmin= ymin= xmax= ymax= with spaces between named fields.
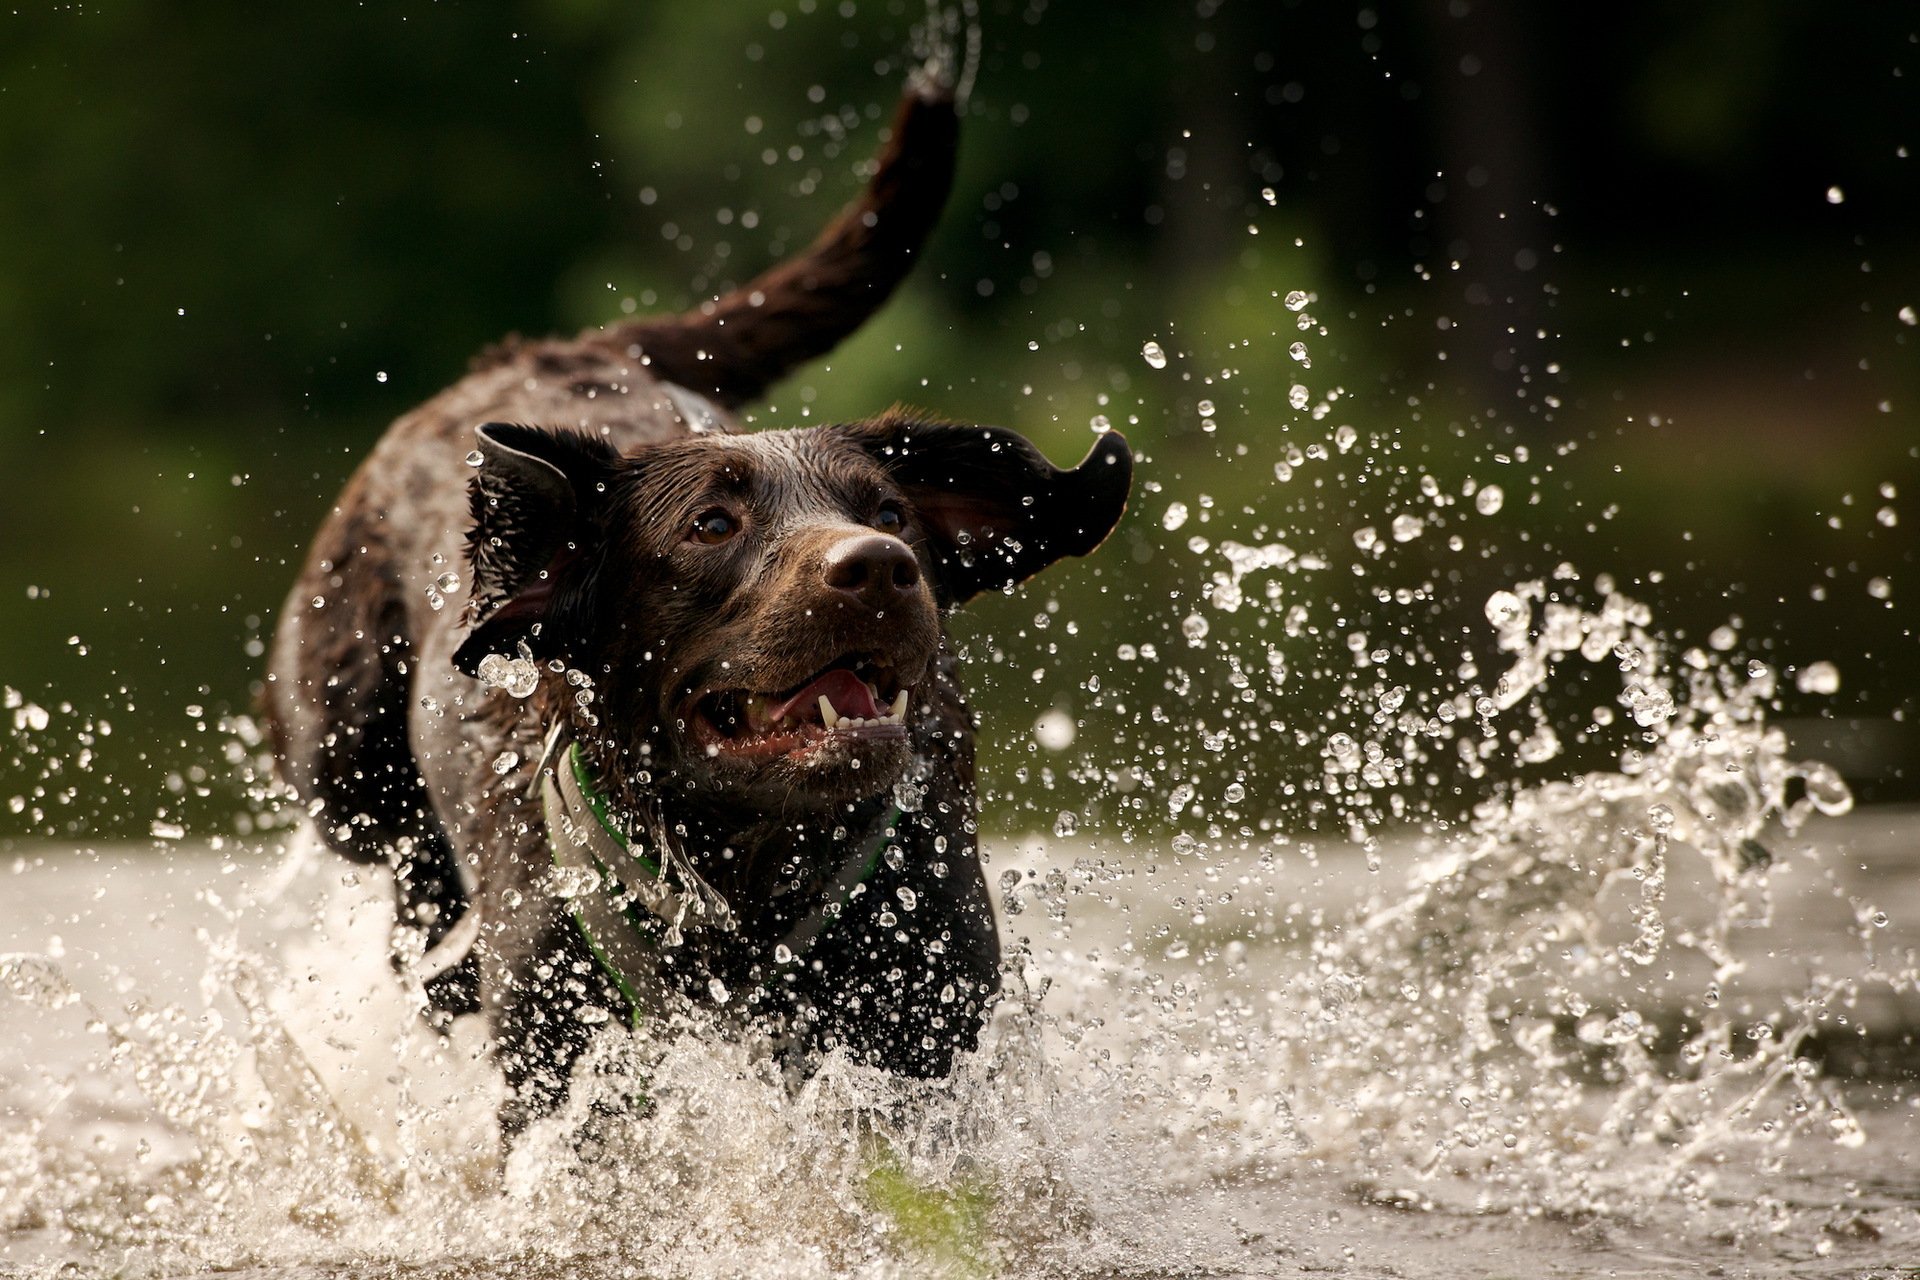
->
xmin=454 ymin=411 xmax=1131 ymax=815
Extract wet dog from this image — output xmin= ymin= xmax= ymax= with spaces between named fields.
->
xmin=264 ymin=70 xmax=1131 ymax=1131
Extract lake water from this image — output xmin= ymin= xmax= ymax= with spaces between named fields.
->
xmin=5 ymin=795 xmax=1915 ymax=1278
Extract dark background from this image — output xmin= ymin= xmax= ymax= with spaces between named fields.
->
xmin=2 ymin=0 xmax=1914 ymax=843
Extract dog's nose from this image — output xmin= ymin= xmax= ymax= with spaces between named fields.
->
xmin=822 ymin=534 xmax=921 ymax=606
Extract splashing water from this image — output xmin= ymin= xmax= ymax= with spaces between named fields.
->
xmin=5 ymin=135 xmax=1917 ymax=1280
xmin=0 ymin=842 xmax=1155 ymax=1279
xmin=5 ymin=560 xmax=1912 ymax=1276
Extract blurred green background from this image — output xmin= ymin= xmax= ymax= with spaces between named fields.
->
xmin=1 ymin=0 xmax=1914 ymax=843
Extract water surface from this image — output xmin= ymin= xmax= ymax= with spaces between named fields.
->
xmin=5 ymin=798 xmax=1914 ymax=1278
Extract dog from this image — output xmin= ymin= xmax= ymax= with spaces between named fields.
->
xmin=264 ymin=69 xmax=1131 ymax=1132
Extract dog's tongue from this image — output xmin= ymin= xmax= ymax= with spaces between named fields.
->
xmin=772 ymin=668 xmax=880 ymax=724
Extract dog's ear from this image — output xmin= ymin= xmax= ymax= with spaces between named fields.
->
xmin=453 ymin=422 xmax=617 ymax=676
xmin=834 ymin=416 xmax=1133 ymax=606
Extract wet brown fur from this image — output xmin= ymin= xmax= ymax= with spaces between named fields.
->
xmin=264 ymin=72 xmax=1131 ymax=1131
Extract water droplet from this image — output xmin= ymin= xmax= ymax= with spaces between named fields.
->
xmin=708 ymin=978 xmax=731 ymax=1004
xmin=1877 ymin=506 xmax=1898 ymax=527
xmin=1182 ymin=613 xmax=1210 ymax=645
xmin=435 ymin=571 xmax=460 ymax=593
xmin=1288 ymin=384 xmax=1310 ymax=410
xmin=1223 ymin=782 xmax=1246 ymax=804
xmin=1825 ymin=185 xmax=1845 ymax=204
xmin=1288 ymin=341 xmax=1310 ymax=366
xmin=491 ymin=750 xmax=521 ymax=775
xmin=0 ymin=954 xmax=80 ymax=1011
xmin=1795 ymin=661 xmax=1841 ymax=695
xmin=1803 ymin=762 xmax=1853 ymax=815
xmin=1484 ymin=590 xmax=1527 ymax=630
xmin=1141 ymin=341 xmax=1168 ymax=369
xmin=1625 ymin=682 xmax=1676 ymax=727
xmin=1162 ymin=501 xmax=1190 ymax=531
xmin=1475 ymin=484 xmax=1504 ymax=515
xmin=1333 ymin=424 xmax=1357 ymax=453
xmin=1052 ymin=810 xmax=1078 ymax=837
xmin=465 ymin=449 xmax=486 ymax=467
xmin=1647 ymin=803 xmax=1676 ymax=833
xmin=1284 ymin=290 xmax=1309 ymax=311
xmin=1034 ymin=708 xmax=1076 ymax=751
xmin=424 ymin=587 xmax=446 ymax=612
xmin=477 ymin=652 xmax=541 ymax=699
xmin=1390 ymin=514 xmax=1423 ymax=543
xmin=547 ymin=865 xmax=598 ymax=901
xmin=774 ymin=943 xmax=794 ymax=965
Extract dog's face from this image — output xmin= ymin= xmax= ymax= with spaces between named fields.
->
xmin=454 ymin=412 xmax=1130 ymax=815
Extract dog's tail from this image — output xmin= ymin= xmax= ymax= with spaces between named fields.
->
xmin=605 ymin=69 xmax=959 ymax=408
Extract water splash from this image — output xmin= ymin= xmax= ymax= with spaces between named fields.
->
xmin=0 ymin=858 xmax=1185 ymax=1278
xmin=4 ymin=248 xmax=1915 ymax=1280
xmin=4 ymin=595 xmax=1912 ymax=1276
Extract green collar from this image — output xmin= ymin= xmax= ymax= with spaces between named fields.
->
xmin=539 ymin=730 xmax=901 ymax=1015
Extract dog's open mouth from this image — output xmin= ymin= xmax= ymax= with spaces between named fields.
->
xmin=689 ymin=654 xmax=911 ymax=758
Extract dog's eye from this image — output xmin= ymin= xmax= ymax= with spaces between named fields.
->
xmin=690 ymin=508 xmax=739 ymax=545
xmin=873 ymin=503 xmax=906 ymax=536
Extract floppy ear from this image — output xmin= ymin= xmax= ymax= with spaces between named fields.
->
xmin=835 ymin=416 xmax=1133 ymax=606
xmin=452 ymin=422 xmax=617 ymax=676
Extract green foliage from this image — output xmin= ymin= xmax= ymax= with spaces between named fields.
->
xmin=1 ymin=1 xmax=1913 ymax=840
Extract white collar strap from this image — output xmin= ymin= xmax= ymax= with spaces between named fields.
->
xmin=543 ymin=735 xmax=736 ymax=938
xmin=537 ymin=724 xmax=901 ymax=1014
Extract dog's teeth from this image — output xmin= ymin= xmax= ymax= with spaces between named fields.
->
xmin=818 ymin=695 xmax=840 ymax=729
xmin=890 ymin=690 xmax=908 ymax=719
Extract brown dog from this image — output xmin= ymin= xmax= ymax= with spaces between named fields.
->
xmin=264 ymin=70 xmax=1131 ymax=1131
